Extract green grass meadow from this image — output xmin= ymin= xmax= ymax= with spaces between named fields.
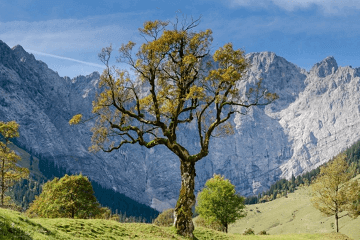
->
xmin=1 ymin=149 xmax=358 ymax=240
xmin=229 ymin=183 xmax=360 ymax=240
xmin=0 ymin=205 xmax=353 ymax=240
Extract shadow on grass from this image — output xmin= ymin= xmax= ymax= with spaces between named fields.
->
xmin=0 ymin=215 xmax=56 ymax=240
xmin=0 ymin=215 xmax=32 ymax=240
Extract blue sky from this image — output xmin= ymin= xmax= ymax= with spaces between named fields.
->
xmin=1 ymin=0 xmax=360 ymax=78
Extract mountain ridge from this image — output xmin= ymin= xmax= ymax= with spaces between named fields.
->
xmin=1 ymin=40 xmax=360 ymax=212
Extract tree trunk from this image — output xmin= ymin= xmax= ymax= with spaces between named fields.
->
xmin=335 ymin=212 xmax=339 ymax=233
xmin=174 ymin=159 xmax=196 ymax=239
xmin=0 ymin=188 xmax=3 ymax=206
xmin=1 ymin=158 xmax=4 ymax=206
xmin=225 ymin=222 xmax=228 ymax=233
xmin=71 ymin=207 xmax=75 ymax=218
xmin=0 ymin=182 xmax=4 ymax=206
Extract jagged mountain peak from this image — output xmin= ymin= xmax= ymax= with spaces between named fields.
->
xmin=70 ymin=71 xmax=100 ymax=97
xmin=243 ymin=51 xmax=307 ymax=113
xmin=247 ymin=51 xmax=277 ymax=57
xmin=0 ymin=40 xmax=10 ymax=49
xmin=0 ymin=40 xmax=20 ymax=69
xmin=11 ymin=45 xmax=49 ymax=71
xmin=246 ymin=51 xmax=277 ymax=65
xmin=246 ymin=51 xmax=304 ymax=74
xmin=87 ymin=71 xmax=100 ymax=79
xmin=12 ymin=45 xmax=30 ymax=58
xmin=71 ymin=71 xmax=100 ymax=83
xmin=11 ymin=45 xmax=37 ymax=64
xmin=310 ymin=56 xmax=338 ymax=78
xmin=0 ymin=41 xmax=52 ymax=79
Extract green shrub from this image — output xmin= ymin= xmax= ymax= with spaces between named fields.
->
xmin=92 ymin=207 xmax=120 ymax=221
xmin=243 ymin=228 xmax=255 ymax=235
xmin=257 ymin=230 xmax=268 ymax=235
xmin=193 ymin=215 xmax=225 ymax=232
xmin=26 ymin=174 xmax=105 ymax=219
xmin=153 ymin=208 xmax=174 ymax=227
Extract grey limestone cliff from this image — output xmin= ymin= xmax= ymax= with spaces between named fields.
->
xmin=1 ymin=40 xmax=360 ymax=212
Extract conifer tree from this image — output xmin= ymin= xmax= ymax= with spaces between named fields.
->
xmin=0 ymin=121 xmax=29 ymax=207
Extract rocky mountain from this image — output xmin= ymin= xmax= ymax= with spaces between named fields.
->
xmin=1 ymin=40 xmax=360 ymax=212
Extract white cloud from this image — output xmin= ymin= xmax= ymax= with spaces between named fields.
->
xmin=0 ymin=18 xmax=136 ymax=54
xmin=27 ymin=50 xmax=105 ymax=69
xmin=0 ymin=12 xmax=156 ymax=77
xmin=229 ymin=0 xmax=360 ymax=14
xmin=0 ymin=11 xmax=154 ymax=56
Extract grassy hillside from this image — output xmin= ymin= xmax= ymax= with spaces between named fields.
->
xmin=245 ymin=138 xmax=360 ymax=205
xmin=0 ymin=207 xmax=352 ymax=240
xmin=230 ymin=175 xmax=360 ymax=240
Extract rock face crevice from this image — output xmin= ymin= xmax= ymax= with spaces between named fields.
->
xmin=1 ymin=40 xmax=360 ymax=212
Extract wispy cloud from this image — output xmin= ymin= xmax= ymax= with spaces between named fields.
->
xmin=0 ymin=12 xmax=156 ymax=78
xmin=228 ymin=0 xmax=360 ymax=14
xmin=0 ymin=20 xmax=134 ymax=54
xmin=2 ymin=3 xmax=360 ymax=78
xmin=27 ymin=50 xmax=105 ymax=69
xmin=0 ymin=11 xmax=153 ymax=56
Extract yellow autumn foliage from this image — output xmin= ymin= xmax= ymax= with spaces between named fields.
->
xmin=68 ymin=16 xmax=278 ymax=238
xmin=311 ymin=153 xmax=360 ymax=232
xmin=69 ymin=114 xmax=82 ymax=125
xmin=0 ymin=121 xmax=29 ymax=206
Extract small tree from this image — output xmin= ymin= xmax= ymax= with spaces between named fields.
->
xmin=196 ymin=174 xmax=245 ymax=233
xmin=0 ymin=121 xmax=29 ymax=207
xmin=26 ymin=174 xmax=108 ymax=219
xmin=311 ymin=153 xmax=360 ymax=233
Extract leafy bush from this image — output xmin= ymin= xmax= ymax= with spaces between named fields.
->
xmin=243 ymin=228 xmax=255 ymax=235
xmin=193 ymin=215 xmax=225 ymax=232
xmin=26 ymin=174 xmax=108 ymax=219
xmin=153 ymin=208 xmax=174 ymax=227
xmin=92 ymin=206 xmax=120 ymax=221
xmin=257 ymin=230 xmax=268 ymax=235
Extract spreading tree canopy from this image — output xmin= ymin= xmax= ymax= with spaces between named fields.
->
xmin=70 ymin=16 xmax=277 ymax=238
xmin=311 ymin=153 xmax=360 ymax=233
xmin=26 ymin=174 xmax=110 ymax=219
xmin=196 ymin=174 xmax=245 ymax=233
xmin=0 ymin=121 xmax=29 ymax=207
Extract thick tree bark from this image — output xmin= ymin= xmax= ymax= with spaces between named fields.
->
xmin=174 ymin=159 xmax=196 ymax=239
